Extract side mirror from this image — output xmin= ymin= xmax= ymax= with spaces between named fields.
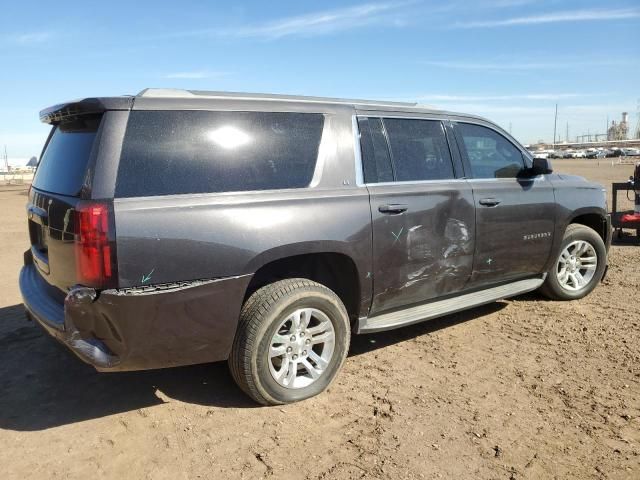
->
xmin=530 ymin=157 xmax=553 ymax=175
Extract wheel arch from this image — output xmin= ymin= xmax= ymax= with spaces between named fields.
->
xmin=244 ymin=246 xmax=366 ymax=323
xmin=567 ymin=208 xmax=610 ymax=244
xmin=542 ymin=207 xmax=610 ymax=273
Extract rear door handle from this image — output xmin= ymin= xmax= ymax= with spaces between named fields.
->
xmin=378 ymin=204 xmax=408 ymax=214
xmin=478 ymin=198 xmax=502 ymax=207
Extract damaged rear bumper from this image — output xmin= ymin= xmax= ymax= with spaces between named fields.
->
xmin=19 ymin=254 xmax=251 ymax=371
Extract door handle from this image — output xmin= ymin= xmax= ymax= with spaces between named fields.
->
xmin=378 ymin=204 xmax=408 ymax=214
xmin=478 ymin=198 xmax=502 ymax=207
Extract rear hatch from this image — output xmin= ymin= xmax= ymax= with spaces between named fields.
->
xmin=28 ymin=114 xmax=112 ymax=293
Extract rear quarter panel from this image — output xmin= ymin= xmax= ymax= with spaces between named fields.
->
xmin=112 ymin=107 xmax=374 ymax=316
xmin=114 ymin=188 xmax=372 ymax=285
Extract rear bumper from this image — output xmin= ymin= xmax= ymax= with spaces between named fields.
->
xmin=19 ymin=253 xmax=251 ymax=371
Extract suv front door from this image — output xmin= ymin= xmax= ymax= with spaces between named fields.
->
xmin=358 ymin=115 xmax=475 ymax=315
xmin=452 ymin=121 xmax=555 ymax=287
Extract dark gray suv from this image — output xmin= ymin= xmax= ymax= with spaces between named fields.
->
xmin=20 ymin=89 xmax=611 ymax=405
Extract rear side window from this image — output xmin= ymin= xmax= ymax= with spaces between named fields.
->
xmin=116 ymin=111 xmax=324 ymax=197
xmin=454 ymin=123 xmax=525 ymax=179
xmin=383 ymin=118 xmax=455 ymax=182
xmin=32 ymin=115 xmax=101 ymax=196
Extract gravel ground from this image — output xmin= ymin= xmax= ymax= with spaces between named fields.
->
xmin=0 ymin=159 xmax=638 ymax=479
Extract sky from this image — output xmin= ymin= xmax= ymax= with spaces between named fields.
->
xmin=1 ymin=0 xmax=639 ymax=163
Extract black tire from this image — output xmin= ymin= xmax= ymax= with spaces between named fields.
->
xmin=229 ymin=279 xmax=351 ymax=405
xmin=540 ymin=224 xmax=607 ymax=300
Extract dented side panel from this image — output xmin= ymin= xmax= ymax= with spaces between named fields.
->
xmin=367 ymin=180 xmax=476 ymax=315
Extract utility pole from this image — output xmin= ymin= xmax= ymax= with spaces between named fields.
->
xmin=566 ymin=121 xmax=569 ymax=143
xmin=552 ymin=104 xmax=558 ymax=148
xmin=636 ymin=99 xmax=640 ymax=139
xmin=3 ymin=145 xmax=8 ymax=172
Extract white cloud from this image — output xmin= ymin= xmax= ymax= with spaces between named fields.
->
xmin=9 ymin=32 xmax=54 ymax=44
xmin=455 ymin=8 xmax=640 ymax=28
xmin=420 ymin=59 xmax=630 ymax=70
xmin=164 ymin=71 xmax=229 ymax=79
xmin=168 ymin=2 xmax=412 ymax=40
xmin=483 ymin=0 xmax=539 ymax=8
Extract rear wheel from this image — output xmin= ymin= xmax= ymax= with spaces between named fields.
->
xmin=229 ymin=279 xmax=350 ymax=405
xmin=540 ymin=224 xmax=606 ymax=300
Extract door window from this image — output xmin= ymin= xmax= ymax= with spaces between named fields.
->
xmin=455 ymin=123 xmax=525 ymax=179
xmin=357 ymin=117 xmax=394 ymax=183
xmin=383 ymin=118 xmax=455 ymax=181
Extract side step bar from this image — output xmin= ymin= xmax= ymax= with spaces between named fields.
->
xmin=357 ymin=276 xmax=545 ymax=334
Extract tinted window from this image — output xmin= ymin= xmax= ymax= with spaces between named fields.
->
xmin=357 ymin=117 xmax=393 ymax=183
xmin=455 ymin=123 xmax=524 ymax=179
xmin=383 ymin=118 xmax=454 ymax=181
xmin=32 ymin=115 xmax=101 ymax=196
xmin=116 ymin=111 xmax=324 ymax=197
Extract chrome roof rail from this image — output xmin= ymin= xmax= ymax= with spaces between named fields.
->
xmin=137 ymin=88 xmax=419 ymax=108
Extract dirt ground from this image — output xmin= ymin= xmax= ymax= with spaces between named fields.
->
xmin=1 ymin=159 xmax=639 ymax=479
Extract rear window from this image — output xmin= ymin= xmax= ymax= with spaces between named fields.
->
xmin=115 ymin=111 xmax=324 ymax=197
xmin=32 ymin=115 xmax=101 ymax=196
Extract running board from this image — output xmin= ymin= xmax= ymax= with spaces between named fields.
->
xmin=357 ymin=277 xmax=545 ymax=334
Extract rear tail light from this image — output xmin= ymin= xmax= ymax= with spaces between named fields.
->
xmin=75 ymin=202 xmax=116 ymax=288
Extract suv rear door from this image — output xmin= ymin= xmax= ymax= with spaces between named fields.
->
xmin=28 ymin=114 xmax=102 ymax=293
xmin=451 ymin=121 xmax=555 ymax=287
xmin=357 ymin=114 xmax=475 ymax=315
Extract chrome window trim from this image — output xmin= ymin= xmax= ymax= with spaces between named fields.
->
xmin=467 ymin=175 xmax=547 ymax=183
xmin=352 ymin=115 xmax=365 ymax=187
xmin=356 ymin=113 xmax=448 ymax=122
xmin=355 ymin=114 xmax=459 ymax=186
xmin=365 ymin=178 xmax=469 ymax=187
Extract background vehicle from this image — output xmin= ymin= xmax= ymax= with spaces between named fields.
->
xmin=586 ymin=150 xmax=606 ymax=159
xmin=608 ymin=148 xmax=626 ymax=157
xmin=529 ymin=150 xmax=550 ymax=159
xmin=20 ymin=89 xmax=611 ymax=405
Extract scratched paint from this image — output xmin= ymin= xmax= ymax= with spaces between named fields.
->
xmin=391 ymin=227 xmax=404 ymax=245
xmin=141 ymin=268 xmax=155 ymax=284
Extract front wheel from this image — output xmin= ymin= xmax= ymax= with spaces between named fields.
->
xmin=540 ymin=224 xmax=607 ymax=300
xmin=229 ymin=279 xmax=351 ymax=405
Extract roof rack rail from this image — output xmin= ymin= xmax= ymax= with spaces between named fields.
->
xmin=136 ymin=88 xmax=418 ymax=108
